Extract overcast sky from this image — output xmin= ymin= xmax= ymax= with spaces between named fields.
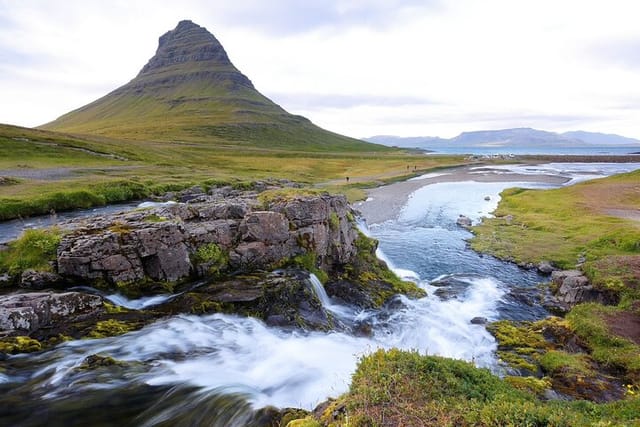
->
xmin=2 ymin=0 xmax=640 ymax=139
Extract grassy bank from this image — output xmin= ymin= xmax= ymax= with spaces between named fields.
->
xmin=470 ymin=169 xmax=640 ymax=272
xmin=468 ymin=168 xmax=640 ymax=414
xmin=289 ymin=349 xmax=640 ymax=426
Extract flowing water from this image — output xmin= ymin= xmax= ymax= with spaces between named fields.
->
xmin=1 ymin=163 xmax=639 ymax=426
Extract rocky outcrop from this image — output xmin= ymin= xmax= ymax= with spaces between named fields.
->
xmin=162 ymin=269 xmax=333 ymax=330
xmin=0 ymin=292 xmax=102 ymax=334
xmin=56 ymin=191 xmax=358 ymax=292
xmin=545 ymin=270 xmax=619 ymax=313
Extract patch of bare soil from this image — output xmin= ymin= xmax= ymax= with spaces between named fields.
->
xmin=0 ymin=166 xmax=141 ymax=181
xmin=606 ymin=209 xmax=640 ymax=222
xmin=604 ymin=311 xmax=640 ymax=345
xmin=577 ymin=181 xmax=640 ymax=221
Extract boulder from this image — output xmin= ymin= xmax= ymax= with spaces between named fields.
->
xmin=20 ymin=270 xmax=64 ymax=289
xmin=548 ymin=269 xmax=619 ymax=308
xmin=456 ymin=215 xmax=473 ymax=228
xmin=160 ymin=269 xmax=332 ymax=330
xmin=537 ymin=261 xmax=556 ymax=275
xmin=0 ymin=292 xmax=102 ymax=334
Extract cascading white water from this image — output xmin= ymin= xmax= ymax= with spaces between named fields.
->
xmin=105 ymin=293 xmax=175 ymax=310
xmin=4 ymin=162 xmax=639 ymax=420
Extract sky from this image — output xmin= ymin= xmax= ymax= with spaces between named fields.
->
xmin=1 ymin=0 xmax=640 ymax=139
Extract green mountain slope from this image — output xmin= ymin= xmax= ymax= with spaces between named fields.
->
xmin=41 ymin=20 xmax=384 ymax=152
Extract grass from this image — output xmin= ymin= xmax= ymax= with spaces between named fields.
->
xmin=306 ymin=348 xmax=640 ymax=426
xmin=192 ymin=243 xmax=229 ymax=276
xmin=470 ymin=169 xmax=640 ymax=398
xmin=0 ymin=124 xmax=467 ymax=220
xmin=470 ymin=170 xmax=640 ymax=269
xmin=566 ymin=304 xmax=640 ymax=375
xmin=0 ymin=228 xmax=62 ymax=276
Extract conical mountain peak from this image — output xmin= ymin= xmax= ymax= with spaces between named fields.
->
xmin=41 ymin=21 xmax=382 ymax=152
xmin=138 ymin=20 xmax=235 ymax=78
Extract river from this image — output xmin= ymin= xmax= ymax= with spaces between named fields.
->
xmin=1 ymin=162 xmax=639 ymax=426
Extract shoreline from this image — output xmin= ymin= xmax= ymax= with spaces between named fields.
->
xmin=356 ymin=164 xmax=570 ymax=225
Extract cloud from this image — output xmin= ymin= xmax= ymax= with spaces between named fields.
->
xmin=2 ymin=0 xmax=640 ymax=139
xmin=588 ymin=39 xmax=640 ymax=70
xmin=270 ymin=93 xmax=439 ymax=109
xmin=208 ymin=0 xmax=441 ymax=35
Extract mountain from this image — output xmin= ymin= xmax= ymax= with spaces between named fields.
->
xmin=450 ymin=128 xmax=573 ymax=146
xmin=364 ymin=135 xmax=448 ymax=148
xmin=561 ymin=131 xmax=640 ymax=146
xmin=366 ymin=128 xmax=640 ymax=152
xmin=41 ymin=20 xmax=384 ymax=152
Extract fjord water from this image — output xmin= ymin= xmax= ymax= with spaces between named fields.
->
xmin=1 ymin=163 xmax=639 ymax=426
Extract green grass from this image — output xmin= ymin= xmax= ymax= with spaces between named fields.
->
xmin=0 ymin=228 xmax=62 ymax=276
xmin=470 ymin=171 xmax=640 ymax=269
xmin=567 ymin=304 xmax=640 ymax=375
xmin=312 ymin=349 xmax=640 ymax=426
xmin=538 ymin=350 xmax=594 ymax=375
xmin=0 ymin=124 xmax=467 ymax=220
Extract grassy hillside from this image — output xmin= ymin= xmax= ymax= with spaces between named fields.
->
xmin=0 ymin=123 xmax=466 ymax=220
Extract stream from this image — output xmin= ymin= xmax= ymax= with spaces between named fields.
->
xmin=1 ymin=162 xmax=639 ymax=426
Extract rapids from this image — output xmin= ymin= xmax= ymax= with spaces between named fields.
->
xmin=1 ymin=162 xmax=639 ymax=426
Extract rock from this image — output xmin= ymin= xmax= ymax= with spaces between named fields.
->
xmin=549 ymin=269 xmax=618 ymax=307
xmin=0 ymin=292 xmax=102 ymax=334
xmin=0 ymin=273 xmax=13 ymax=287
xmin=551 ymin=270 xmax=583 ymax=286
xmin=178 ymin=185 xmax=206 ymax=203
xmin=456 ymin=215 xmax=473 ymax=228
xmin=324 ymin=279 xmax=376 ymax=308
xmin=484 ymin=196 xmax=491 ymax=201
xmin=161 ymin=269 xmax=332 ymax=330
xmin=19 ymin=270 xmax=64 ymax=290
xmin=55 ymin=192 xmax=360 ymax=290
xmin=256 ymin=270 xmax=332 ymax=330
xmin=239 ymin=212 xmax=290 ymax=243
xmin=537 ymin=261 xmax=556 ymax=275
xmin=470 ymin=317 xmax=488 ymax=325
xmin=430 ymin=276 xmax=472 ymax=300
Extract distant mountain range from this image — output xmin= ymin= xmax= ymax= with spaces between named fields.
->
xmin=41 ymin=20 xmax=385 ymax=153
xmin=366 ymin=128 xmax=640 ymax=152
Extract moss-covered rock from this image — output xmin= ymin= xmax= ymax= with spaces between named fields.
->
xmin=0 ymin=336 xmax=42 ymax=354
xmin=285 ymin=418 xmax=321 ymax=427
xmin=87 ymin=319 xmax=137 ymax=338
xmin=326 ymin=232 xmax=426 ymax=308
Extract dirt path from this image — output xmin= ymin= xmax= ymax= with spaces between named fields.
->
xmin=0 ymin=166 xmax=142 ymax=181
xmin=605 ymin=209 xmax=640 ymax=222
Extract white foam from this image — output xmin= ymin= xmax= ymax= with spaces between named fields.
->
xmin=105 ymin=293 xmax=175 ymax=310
xmin=137 ymin=201 xmax=178 ymax=209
